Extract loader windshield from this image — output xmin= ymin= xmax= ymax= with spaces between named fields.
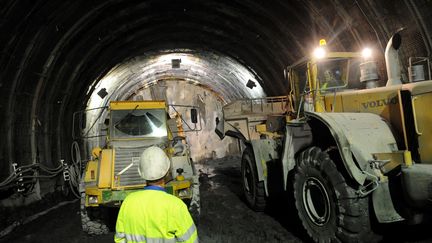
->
xmin=111 ymin=108 xmax=167 ymax=138
xmin=317 ymin=57 xmax=362 ymax=91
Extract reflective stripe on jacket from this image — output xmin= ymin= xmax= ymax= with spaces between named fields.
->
xmin=115 ymin=187 xmax=198 ymax=243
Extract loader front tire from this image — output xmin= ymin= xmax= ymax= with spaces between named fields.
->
xmin=80 ymin=192 xmax=109 ymax=235
xmin=294 ymin=146 xmax=379 ymax=243
xmin=241 ymin=147 xmax=266 ymax=211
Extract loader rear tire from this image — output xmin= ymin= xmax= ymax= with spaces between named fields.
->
xmin=80 ymin=192 xmax=109 ymax=235
xmin=293 ymin=146 xmax=380 ymax=243
xmin=241 ymin=147 xmax=266 ymax=211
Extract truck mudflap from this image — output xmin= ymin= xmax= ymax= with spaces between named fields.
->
xmin=249 ymin=139 xmax=281 ymax=196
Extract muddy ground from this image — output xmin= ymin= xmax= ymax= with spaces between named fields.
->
xmin=1 ymin=156 xmax=432 ymax=243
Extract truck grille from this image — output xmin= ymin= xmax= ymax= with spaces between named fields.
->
xmin=114 ymin=146 xmax=148 ymax=187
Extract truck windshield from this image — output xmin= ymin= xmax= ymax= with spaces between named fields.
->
xmin=111 ymin=109 xmax=167 ymax=138
xmin=317 ymin=57 xmax=362 ymax=91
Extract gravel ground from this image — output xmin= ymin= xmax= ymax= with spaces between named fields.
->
xmin=1 ymin=156 xmax=432 ymax=243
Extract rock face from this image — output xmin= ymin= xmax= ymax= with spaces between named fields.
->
xmin=133 ymin=80 xmax=240 ymax=162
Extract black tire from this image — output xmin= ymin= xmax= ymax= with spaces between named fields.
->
xmin=241 ymin=146 xmax=267 ymax=211
xmin=293 ymin=146 xmax=379 ymax=243
xmin=188 ymin=199 xmax=201 ymax=226
xmin=80 ymin=192 xmax=109 ymax=235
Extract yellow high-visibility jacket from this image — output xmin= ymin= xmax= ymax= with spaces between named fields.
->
xmin=115 ymin=186 xmax=198 ymax=243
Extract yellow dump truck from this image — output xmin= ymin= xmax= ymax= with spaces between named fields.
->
xmin=81 ymin=100 xmax=200 ymax=235
xmin=216 ymin=33 xmax=432 ymax=242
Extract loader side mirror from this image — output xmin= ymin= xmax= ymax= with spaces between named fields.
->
xmin=191 ymin=108 xmax=198 ymax=124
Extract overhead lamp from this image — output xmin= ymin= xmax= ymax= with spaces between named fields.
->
xmin=172 ymin=59 xmax=181 ymax=68
xmin=246 ymin=79 xmax=257 ymax=89
xmin=97 ymin=88 xmax=108 ymax=99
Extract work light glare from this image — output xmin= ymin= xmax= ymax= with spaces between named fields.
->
xmin=362 ymin=48 xmax=372 ymax=59
xmin=313 ymin=47 xmax=326 ymax=59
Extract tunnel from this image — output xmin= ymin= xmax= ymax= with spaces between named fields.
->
xmin=1 ymin=0 xmax=432 ymax=242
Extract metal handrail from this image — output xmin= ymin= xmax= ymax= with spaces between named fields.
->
xmin=225 ymin=96 xmax=289 ymax=114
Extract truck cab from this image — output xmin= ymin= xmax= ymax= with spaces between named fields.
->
xmin=81 ymin=100 xmax=199 ymax=235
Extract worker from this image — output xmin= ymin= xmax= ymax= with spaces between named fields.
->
xmin=115 ymin=146 xmax=198 ymax=243
xmin=321 ymin=66 xmax=345 ymax=90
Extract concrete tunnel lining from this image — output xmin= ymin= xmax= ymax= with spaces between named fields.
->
xmin=89 ymin=50 xmax=265 ymax=103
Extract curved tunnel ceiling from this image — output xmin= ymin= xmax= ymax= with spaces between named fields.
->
xmin=0 ymin=0 xmax=431 ymax=177
xmin=84 ymin=49 xmax=266 ymax=139
xmin=89 ymin=49 xmax=265 ymax=108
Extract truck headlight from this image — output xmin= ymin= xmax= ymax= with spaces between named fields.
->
xmin=88 ymin=196 xmax=98 ymax=204
xmin=178 ymin=189 xmax=190 ymax=198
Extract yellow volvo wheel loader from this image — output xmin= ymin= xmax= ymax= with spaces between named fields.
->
xmin=80 ymin=100 xmax=200 ymax=235
xmin=216 ymin=33 xmax=432 ymax=242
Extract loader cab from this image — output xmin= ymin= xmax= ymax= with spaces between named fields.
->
xmin=314 ymin=54 xmax=363 ymax=91
xmin=287 ymin=52 xmax=364 ymax=114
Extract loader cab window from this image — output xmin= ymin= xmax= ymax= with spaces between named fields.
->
xmin=111 ymin=108 xmax=167 ymax=138
xmin=317 ymin=57 xmax=361 ymax=92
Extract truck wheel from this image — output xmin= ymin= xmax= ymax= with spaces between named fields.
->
xmin=80 ymin=192 xmax=109 ymax=235
xmin=188 ymin=199 xmax=201 ymax=226
xmin=294 ymin=146 xmax=379 ymax=243
xmin=241 ymin=147 xmax=266 ymax=211
xmin=189 ymin=175 xmax=201 ymax=226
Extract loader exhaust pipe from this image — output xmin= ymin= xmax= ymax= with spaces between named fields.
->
xmin=385 ymin=33 xmax=402 ymax=86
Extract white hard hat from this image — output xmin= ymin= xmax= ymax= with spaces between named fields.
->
xmin=138 ymin=146 xmax=171 ymax=181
